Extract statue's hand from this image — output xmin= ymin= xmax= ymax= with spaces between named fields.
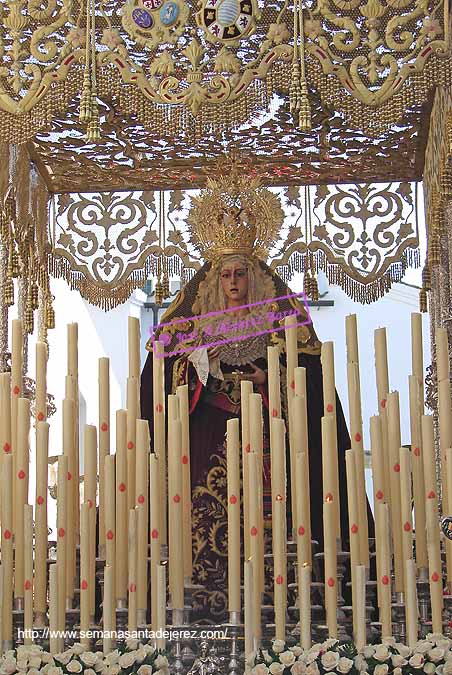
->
xmin=239 ymin=362 xmax=266 ymax=386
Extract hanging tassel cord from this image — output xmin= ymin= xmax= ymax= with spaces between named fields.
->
xmin=298 ymin=0 xmax=311 ymax=132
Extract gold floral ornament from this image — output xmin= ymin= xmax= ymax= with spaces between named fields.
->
xmin=187 ymin=157 xmax=284 ymax=261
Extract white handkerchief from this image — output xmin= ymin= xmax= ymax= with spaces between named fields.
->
xmin=188 ymin=348 xmax=224 ymax=385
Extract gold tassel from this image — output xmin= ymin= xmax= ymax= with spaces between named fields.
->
xmin=429 ymin=233 xmax=441 ymax=266
xmin=45 ymin=300 xmax=55 ymax=330
xmin=4 ymin=277 xmax=14 ymax=306
xmin=298 ymin=78 xmax=311 ymax=132
xmin=419 ymin=288 xmax=428 ymax=313
xmin=422 ymin=263 xmax=431 ymax=291
xmin=155 ymin=279 xmax=163 ymax=306
xmin=162 ymin=272 xmax=170 ymax=299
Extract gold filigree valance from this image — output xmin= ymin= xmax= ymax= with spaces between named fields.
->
xmin=0 ymin=0 xmax=449 ymax=142
xmin=49 ymin=182 xmax=420 ymax=309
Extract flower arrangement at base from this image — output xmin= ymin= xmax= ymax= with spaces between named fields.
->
xmin=249 ymin=635 xmax=452 ymax=675
xmin=0 ymin=640 xmax=169 ymax=675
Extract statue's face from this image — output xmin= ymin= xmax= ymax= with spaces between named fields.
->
xmin=220 ymin=260 xmax=249 ymax=303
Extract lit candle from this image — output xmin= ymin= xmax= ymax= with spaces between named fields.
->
xmin=156 ymin=563 xmax=166 ymax=650
xmin=241 ymin=380 xmax=253 ymax=561
xmin=153 ymin=339 xmax=166 ymax=546
xmin=1 ymin=454 xmax=13 ymax=644
xmin=376 ymin=503 xmax=392 ymax=638
xmin=128 ymin=508 xmax=137 ymax=632
xmin=408 ymin=376 xmax=427 ymax=571
xmin=150 ymin=453 xmax=161 ymax=632
xmin=299 ymin=563 xmax=311 ymax=650
xmin=227 ymin=418 xmax=241 ymax=615
xmin=126 ymin=377 xmax=138 ymax=511
xmin=34 ymin=421 xmax=49 ymax=625
xmin=80 ymin=503 xmax=90 ymax=647
xmin=405 ymin=558 xmax=419 ymax=647
xmin=49 ymin=563 xmax=59 ymax=654
xmin=436 ymin=326 xmax=449 ymax=382
xmin=84 ymin=425 xmax=97 ymax=619
xmin=346 ymin=449 xmax=361 ymax=640
xmin=168 ymin=415 xmax=184 ymax=610
xmin=321 ymin=343 xmax=340 ymax=538
xmin=285 ymin=314 xmax=298 ymax=535
xmin=387 ymin=392 xmax=404 ymax=593
xmin=177 ymin=384 xmax=192 ymax=582
xmin=115 ymin=410 xmax=128 ymax=603
xmin=128 ymin=316 xmax=141 ymax=380
xmin=98 ymin=357 xmax=110 ymax=557
xmin=399 ymin=447 xmax=413 ymax=568
xmin=103 ymin=564 xmax=115 ymax=655
xmin=35 ymin=341 xmax=47 ymax=424
xmin=247 ymin=452 xmax=261 ymax=643
xmin=57 ymin=455 xmax=68 ymax=635
xmin=23 ymin=504 xmax=33 ymax=644
xmin=63 ymin=398 xmax=76 ymax=607
xmin=14 ymin=397 xmax=30 ymax=602
xmin=321 ymin=416 xmax=340 ymax=542
xmin=354 ymin=565 xmax=366 ymax=650
xmin=347 ymin=361 xmax=369 ymax=568
xmin=271 ymin=418 xmax=287 ymax=640
xmin=136 ymin=419 xmax=149 ymax=619
xmin=323 ymin=498 xmax=337 ymax=638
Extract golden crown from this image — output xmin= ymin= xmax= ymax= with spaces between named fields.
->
xmin=187 ymin=156 xmax=284 ymax=261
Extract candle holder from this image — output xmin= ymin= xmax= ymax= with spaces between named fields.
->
xmin=187 ymin=640 xmax=227 ymax=675
xmin=391 ymin=591 xmax=406 ymax=644
xmin=170 ymin=608 xmax=185 ymax=675
xmin=416 ymin=569 xmax=431 ymax=639
xmin=116 ymin=599 xmax=128 ymax=633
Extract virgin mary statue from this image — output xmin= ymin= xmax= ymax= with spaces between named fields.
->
xmin=140 ymin=162 xmax=373 ymax=622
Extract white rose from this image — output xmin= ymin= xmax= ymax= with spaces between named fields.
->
xmin=362 ymin=647 xmax=375 ymax=659
xmin=252 ymin=666 xmax=270 ymax=675
xmin=80 ymin=654 xmax=98 ymax=668
xmin=374 ymin=646 xmax=390 ymax=662
xmin=394 ymin=643 xmax=411 ymax=658
xmin=47 ymin=667 xmax=63 ymax=675
xmin=104 ymin=651 xmax=120 ymax=667
xmin=269 ymin=664 xmax=285 ymax=675
xmin=154 ymin=669 xmax=169 ymax=675
xmin=15 ymin=661 xmax=28 ymax=671
xmin=272 ymin=641 xmax=286 ymax=655
xmin=40 ymin=654 xmax=54 ymax=665
xmin=410 ymin=654 xmax=426 ymax=668
xmin=354 ymin=656 xmax=367 ymax=671
xmin=290 ymin=647 xmax=303 ymax=657
xmin=442 ymin=663 xmax=452 ymax=675
xmin=374 ymin=665 xmax=389 ymax=675
xmin=393 ymin=669 xmax=403 ymax=675
xmin=106 ymin=666 xmax=121 ymax=675
xmin=321 ymin=652 xmax=339 ymax=671
xmin=154 ymin=655 xmax=168 ymax=669
xmin=291 ymin=663 xmax=306 ymax=675
xmin=28 ymin=657 xmax=42 ymax=669
xmin=135 ymin=648 xmax=147 ymax=663
xmin=84 ymin=669 xmax=96 ymax=675
xmin=417 ymin=642 xmax=435 ymax=655
xmin=306 ymin=664 xmax=320 ymax=675
xmin=324 ymin=639 xmax=339 ymax=650
xmin=126 ymin=639 xmax=139 ymax=651
xmin=391 ymin=655 xmax=407 ymax=667
xmin=143 ymin=645 xmax=155 ymax=656
xmin=429 ymin=649 xmax=446 ymax=663
xmin=118 ymin=653 xmax=136 ymax=669
xmin=382 ymin=637 xmax=396 ymax=647
xmin=437 ymin=640 xmax=451 ymax=651
xmin=280 ymin=651 xmax=296 ymax=667
xmin=66 ymin=661 xmax=83 ymax=673
xmin=424 ymin=663 xmax=436 ymax=674
xmin=54 ymin=653 xmax=73 ymax=666
xmin=27 ymin=669 xmax=40 ymax=675
xmin=137 ymin=666 xmax=154 ymax=675
xmin=70 ymin=646 xmax=85 ymax=656
xmin=337 ymin=657 xmax=354 ymax=674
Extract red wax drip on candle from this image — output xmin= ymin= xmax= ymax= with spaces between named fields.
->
xmin=101 ymin=423 xmax=108 ymax=432
xmin=18 ymin=469 xmax=25 ymax=479
xmin=173 ymin=494 xmax=181 ymax=503
xmin=351 ymin=524 xmax=358 ymax=534
xmin=229 ymin=495 xmax=237 ymax=504
xmin=326 ymin=404 xmax=333 ymax=413
xmin=37 ymin=495 xmax=44 ymax=505
xmin=127 ymin=441 xmax=134 ymax=450
xmin=119 ymin=483 xmax=126 ymax=492
xmin=382 ymin=575 xmax=389 ymax=585
xmin=327 ymin=577 xmax=335 ymax=587
xmin=182 ymin=455 xmax=188 ymax=465
xmin=298 ymin=525 xmax=305 ymax=536
xmin=81 ymin=580 xmax=88 ymax=590
xmin=137 ymin=494 xmax=145 ymax=504
xmin=251 ymin=526 xmax=258 ymax=536
xmin=151 ymin=529 xmax=159 ymax=539
xmin=107 ymin=530 xmax=114 ymax=540
xmin=155 ymin=403 xmax=163 ymax=413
